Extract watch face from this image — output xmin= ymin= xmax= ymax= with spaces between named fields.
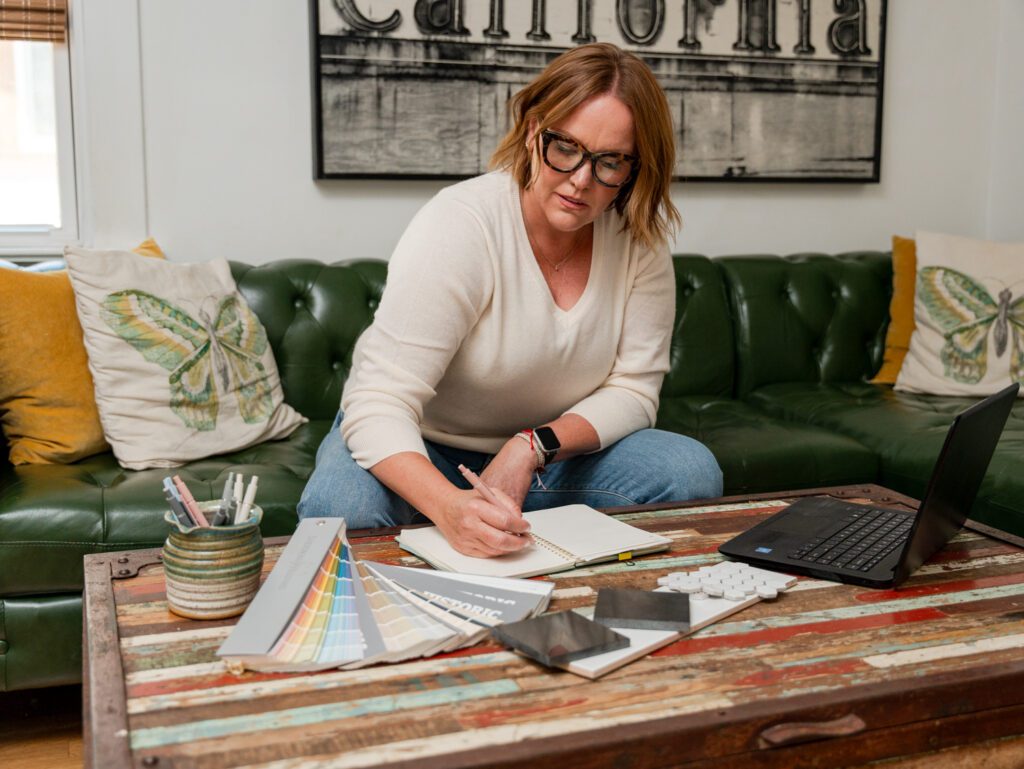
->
xmin=534 ymin=426 xmax=560 ymax=453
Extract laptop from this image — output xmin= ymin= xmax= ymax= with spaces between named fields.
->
xmin=719 ymin=382 xmax=1019 ymax=588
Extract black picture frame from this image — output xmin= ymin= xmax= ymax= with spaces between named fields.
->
xmin=310 ymin=0 xmax=887 ymax=183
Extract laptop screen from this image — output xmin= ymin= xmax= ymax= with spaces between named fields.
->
xmin=895 ymin=383 xmax=1019 ymax=582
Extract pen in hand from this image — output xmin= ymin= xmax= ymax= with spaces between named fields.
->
xmin=457 ymin=464 xmax=531 ymax=538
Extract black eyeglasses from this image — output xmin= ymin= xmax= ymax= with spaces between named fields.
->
xmin=540 ymin=130 xmax=639 ymax=188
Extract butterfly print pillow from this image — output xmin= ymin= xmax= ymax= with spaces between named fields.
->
xmin=896 ymin=232 xmax=1024 ymax=398
xmin=65 ymin=248 xmax=306 ymax=469
xmin=100 ymin=291 xmax=274 ymax=431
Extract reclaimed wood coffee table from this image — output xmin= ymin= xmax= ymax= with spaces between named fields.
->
xmin=83 ymin=485 xmax=1024 ymax=769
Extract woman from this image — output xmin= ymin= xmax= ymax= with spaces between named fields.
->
xmin=298 ymin=43 xmax=722 ymax=556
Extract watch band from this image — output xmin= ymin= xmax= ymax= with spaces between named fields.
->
xmin=532 ymin=425 xmax=560 ymax=467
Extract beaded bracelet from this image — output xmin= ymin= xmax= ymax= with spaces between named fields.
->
xmin=514 ymin=429 xmax=546 ymax=470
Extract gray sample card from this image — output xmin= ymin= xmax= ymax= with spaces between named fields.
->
xmin=593 ymin=588 xmax=691 ymax=631
xmin=218 ymin=518 xmax=344 ymax=657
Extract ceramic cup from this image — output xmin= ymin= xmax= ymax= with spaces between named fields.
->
xmin=162 ymin=501 xmax=264 ymax=620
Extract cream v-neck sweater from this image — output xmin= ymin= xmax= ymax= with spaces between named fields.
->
xmin=340 ymin=171 xmax=675 ymax=468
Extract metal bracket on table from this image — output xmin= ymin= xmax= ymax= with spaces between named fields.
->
xmin=828 ymin=486 xmax=913 ymax=509
xmin=94 ymin=549 xmax=164 ymax=579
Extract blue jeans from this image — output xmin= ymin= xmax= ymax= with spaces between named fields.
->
xmin=297 ymin=412 xmax=723 ymax=528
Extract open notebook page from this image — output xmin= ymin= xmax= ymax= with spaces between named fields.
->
xmin=396 ymin=504 xmax=669 ymax=578
xmin=527 ymin=505 xmax=670 ymax=561
xmin=397 ymin=525 xmax=570 ymax=578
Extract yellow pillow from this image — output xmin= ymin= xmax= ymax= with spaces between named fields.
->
xmin=871 ymin=236 xmax=917 ymax=385
xmin=132 ymin=238 xmax=164 ymax=258
xmin=0 ymin=240 xmax=165 ymax=464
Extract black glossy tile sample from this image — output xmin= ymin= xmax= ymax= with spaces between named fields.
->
xmin=491 ymin=611 xmax=629 ymax=666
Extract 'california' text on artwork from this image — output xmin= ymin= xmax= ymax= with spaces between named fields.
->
xmin=334 ymin=0 xmax=872 ymax=57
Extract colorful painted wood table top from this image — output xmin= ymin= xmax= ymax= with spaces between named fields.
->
xmin=83 ymin=485 xmax=1024 ymax=769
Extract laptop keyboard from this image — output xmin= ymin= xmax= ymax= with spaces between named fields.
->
xmin=788 ymin=508 xmax=914 ymax=572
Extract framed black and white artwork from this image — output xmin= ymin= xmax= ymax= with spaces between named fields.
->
xmin=310 ymin=0 xmax=887 ymax=182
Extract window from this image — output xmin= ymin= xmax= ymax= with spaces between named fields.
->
xmin=0 ymin=0 xmax=76 ymax=255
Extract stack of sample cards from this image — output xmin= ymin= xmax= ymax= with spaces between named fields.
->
xmin=560 ymin=561 xmax=798 ymax=679
xmin=217 ymin=518 xmax=553 ymax=673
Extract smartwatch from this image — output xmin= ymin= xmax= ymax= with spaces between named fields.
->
xmin=533 ymin=426 xmax=561 ymax=468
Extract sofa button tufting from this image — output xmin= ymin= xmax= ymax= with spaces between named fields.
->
xmin=294 ymin=298 xmax=306 ymax=309
xmin=367 ymin=299 xmax=379 ymax=310
xmin=0 ymin=640 xmax=8 ymax=654
xmin=332 ymin=361 xmax=343 ymax=372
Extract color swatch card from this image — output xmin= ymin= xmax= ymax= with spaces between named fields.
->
xmin=265 ymin=534 xmax=363 ymax=669
xmin=377 ymin=576 xmax=491 ymax=651
xmin=217 ymin=518 xmax=348 ymax=670
xmin=346 ymin=560 xmax=457 ymax=665
xmin=217 ymin=518 xmax=554 ymax=673
xmin=367 ymin=562 xmax=553 ymax=624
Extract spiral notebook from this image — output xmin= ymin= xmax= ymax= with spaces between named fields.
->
xmin=396 ymin=504 xmax=671 ymax=578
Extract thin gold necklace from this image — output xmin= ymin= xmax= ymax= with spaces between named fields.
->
xmin=530 ymin=227 xmax=584 ymax=272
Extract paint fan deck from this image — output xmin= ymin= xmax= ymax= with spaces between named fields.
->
xmin=84 ymin=485 xmax=1024 ymax=769
xmin=216 ymin=520 xmax=552 ymax=673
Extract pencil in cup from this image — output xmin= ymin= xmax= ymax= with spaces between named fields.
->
xmin=163 ymin=500 xmax=264 ymax=533
xmin=172 ymin=475 xmax=209 ymax=527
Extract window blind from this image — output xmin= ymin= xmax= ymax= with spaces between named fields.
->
xmin=0 ymin=0 xmax=67 ymax=44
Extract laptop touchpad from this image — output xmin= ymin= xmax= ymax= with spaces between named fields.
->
xmin=766 ymin=499 xmax=846 ymax=535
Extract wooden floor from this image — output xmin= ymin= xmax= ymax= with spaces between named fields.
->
xmin=0 ymin=685 xmax=83 ymax=769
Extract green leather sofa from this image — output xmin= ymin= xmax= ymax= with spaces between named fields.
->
xmin=1 ymin=252 xmax=1021 ymax=691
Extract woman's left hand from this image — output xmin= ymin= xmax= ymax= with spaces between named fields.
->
xmin=480 ymin=437 xmax=538 ymax=509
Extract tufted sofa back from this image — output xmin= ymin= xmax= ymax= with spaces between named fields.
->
xmin=718 ymin=252 xmax=892 ymax=396
xmin=231 ymin=260 xmax=387 ymax=420
xmin=662 ymin=255 xmax=736 ymax=398
xmin=227 ymin=253 xmax=893 ymax=420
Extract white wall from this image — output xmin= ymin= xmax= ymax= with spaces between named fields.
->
xmin=78 ymin=0 xmax=1018 ymax=263
xmin=71 ymin=0 xmax=148 ymax=248
xmin=987 ymin=0 xmax=1024 ymax=242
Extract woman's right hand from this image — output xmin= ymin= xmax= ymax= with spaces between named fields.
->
xmin=434 ymin=489 xmax=532 ymax=558
xmin=368 ymin=452 xmax=531 ymax=558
